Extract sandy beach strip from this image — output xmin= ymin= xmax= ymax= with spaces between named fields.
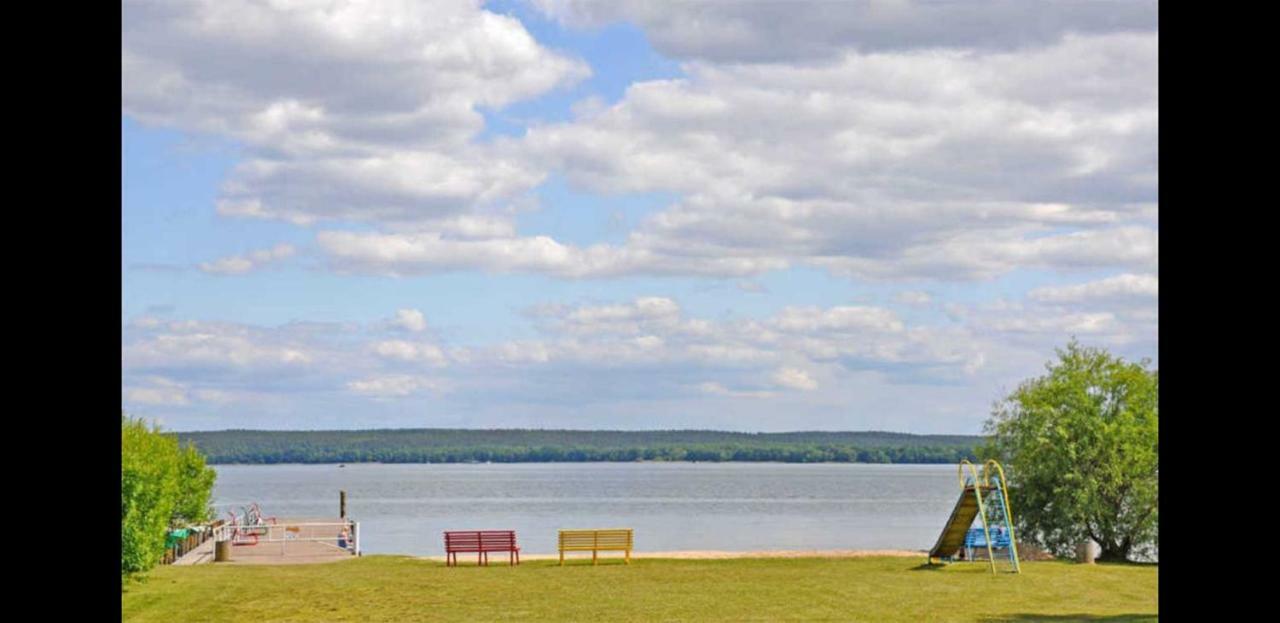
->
xmin=417 ymin=549 xmax=925 ymax=562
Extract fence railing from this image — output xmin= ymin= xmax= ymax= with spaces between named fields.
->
xmin=160 ymin=520 xmax=224 ymax=565
xmin=213 ymin=521 xmax=360 ymax=557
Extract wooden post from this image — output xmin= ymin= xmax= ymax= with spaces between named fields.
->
xmin=340 ymin=490 xmax=346 ymax=518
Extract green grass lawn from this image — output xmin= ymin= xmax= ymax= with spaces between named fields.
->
xmin=122 ymin=556 xmax=1156 ymax=622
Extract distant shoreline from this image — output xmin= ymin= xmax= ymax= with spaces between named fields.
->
xmin=178 ymin=428 xmax=982 ymax=465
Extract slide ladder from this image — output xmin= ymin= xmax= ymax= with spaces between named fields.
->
xmin=983 ymin=470 xmax=1020 ymax=573
xmin=927 ymin=460 xmax=1020 ymax=574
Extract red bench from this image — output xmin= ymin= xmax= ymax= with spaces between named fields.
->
xmin=443 ymin=530 xmax=520 ymax=566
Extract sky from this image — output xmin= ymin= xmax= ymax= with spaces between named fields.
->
xmin=121 ymin=0 xmax=1158 ymax=434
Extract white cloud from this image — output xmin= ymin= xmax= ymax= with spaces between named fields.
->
xmin=955 ymin=295 xmax=1156 ymax=352
xmin=120 ymin=3 xmax=1159 ymax=431
xmin=815 ymin=225 xmax=1158 ymax=280
xmin=190 ymin=389 xmax=249 ymax=404
xmin=215 ymin=151 xmax=545 ymax=226
xmin=119 ymin=290 xmax=1154 ymax=430
xmin=698 ymin=381 xmax=776 ymax=399
xmin=123 ymin=377 xmax=190 ymax=406
xmin=478 ymin=298 xmax=985 ymax=381
xmin=127 ymin=2 xmax=1156 ymax=284
xmin=987 ymin=311 xmax=1122 ymax=336
xmin=772 ymin=367 xmax=818 ymax=391
xmin=123 ymin=320 xmax=315 ymax=371
xmin=371 ymin=340 xmax=449 ymax=366
xmin=559 ymin=297 xmax=681 ymax=334
xmin=518 ymin=33 xmax=1157 ymax=281
xmin=530 ymin=0 xmax=1157 ymax=61
xmin=313 ymin=31 xmax=1156 ymax=282
xmin=393 ymin=309 xmax=428 ymax=333
xmin=1029 ymin=273 xmax=1158 ymax=306
xmin=198 ymin=243 xmax=295 ymax=274
xmin=123 ymin=315 xmax=464 ymax=413
xmin=773 ymin=306 xmax=904 ymax=334
xmin=346 ymin=375 xmax=447 ymax=398
xmin=124 ymin=0 xmax=589 ymax=227
xmin=497 ymin=341 xmax=553 ymax=364
xmin=895 ymin=291 xmax=932 ymax=306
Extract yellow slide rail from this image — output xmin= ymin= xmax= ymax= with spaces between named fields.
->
xmin=953 ymin=459 xmax=1020 ymax=574
xmin=957 ymin=459 xmax=973 ymax=488
xmin=984 ymin=460 xmax=1020 ymax=572
xmin=962 ymin=461 xmax=997 ymax=574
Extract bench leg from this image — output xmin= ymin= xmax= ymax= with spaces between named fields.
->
xmin=626 ymin=549 xmax=631 ymax=565
xmin=593 ymin=550 xmax=597 ymax=566
xmin=559 ymin=550 xmax=564 ymax=566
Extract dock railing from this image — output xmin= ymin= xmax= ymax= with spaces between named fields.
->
xmin=160 ymin=521 xmax=223 ymax=565
xmin=213 ymin=520 xmax=360 ymax=557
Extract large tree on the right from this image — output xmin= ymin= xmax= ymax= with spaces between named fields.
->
xmin=984 ymin=340 xmax=1158 ymax=562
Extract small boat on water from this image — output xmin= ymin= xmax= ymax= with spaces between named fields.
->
xmin=339 ymin=464 xmax=346 ymax=468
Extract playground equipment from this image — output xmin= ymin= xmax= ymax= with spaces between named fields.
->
xmin=927 ymin=459 xmax=1020 ymax=574
xmin=224 ymin=502 xmax=277 ymax=546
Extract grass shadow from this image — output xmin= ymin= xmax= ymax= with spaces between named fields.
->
xmin=1094 ymin=560 xmax=1159 ymax=568
xmin=909 ymin=562 xmax=948 ymax=571
xmin=980 ymin=615 xmax=1156 ymax=622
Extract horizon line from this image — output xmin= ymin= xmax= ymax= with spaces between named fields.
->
xmin=171 ymin=427 xmax=985 ymax=437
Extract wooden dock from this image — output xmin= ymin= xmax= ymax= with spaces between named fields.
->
xmin=174 ymin=517 xmax=356 ymax=566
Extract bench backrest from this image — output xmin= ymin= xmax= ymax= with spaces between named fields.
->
xmin=559 ymin=529 xmax=633 ymax=549
xmin=444 ymin=530 xmax=518 ymax=551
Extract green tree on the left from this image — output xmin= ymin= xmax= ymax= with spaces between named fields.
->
xmin=121 ymin=413 xmax=217 ymax=581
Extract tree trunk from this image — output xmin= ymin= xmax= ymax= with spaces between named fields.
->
xmin=1097 ymin=545 xmax=1130 ymax=562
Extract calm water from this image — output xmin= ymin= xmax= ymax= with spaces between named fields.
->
xmin=212 ymin=462 xmax=961 ymax=556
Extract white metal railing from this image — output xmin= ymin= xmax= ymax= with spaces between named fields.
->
xmin=214 ymin=521 xmax=360 ymax=557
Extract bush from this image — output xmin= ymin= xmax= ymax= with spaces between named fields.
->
xmin=121 ymin=414 xmax=217 ymax=580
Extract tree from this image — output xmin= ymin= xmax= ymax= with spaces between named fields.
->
xmin=172 ymin=444 xmax=216 ymax=526
xmin=121 ymin=414 xmax=218 ymax=581
xmin=122 ymin=415 xmax=179 ymax=578
xmin=982 ymin=340 xmax=1157 ymax=562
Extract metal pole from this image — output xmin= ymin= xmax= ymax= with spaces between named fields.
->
xmin=340 ymin=490 xmax=346 ymax=518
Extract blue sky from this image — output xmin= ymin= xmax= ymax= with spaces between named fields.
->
xmin=122 ymin=0 xmax=1157 ymax=433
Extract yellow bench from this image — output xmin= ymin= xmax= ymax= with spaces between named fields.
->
xmin=558 ymin=529 xmax=633 ymax=565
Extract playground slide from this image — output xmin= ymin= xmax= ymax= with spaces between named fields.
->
xmin=927 ymin=486 xmax=987 ymax=561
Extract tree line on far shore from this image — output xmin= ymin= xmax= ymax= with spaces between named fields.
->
xmin=172 ymin=429 xmax=982 ymax=464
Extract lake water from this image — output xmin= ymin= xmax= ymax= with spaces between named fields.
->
xmin=212 ymin=462 xmax=962 ymax=556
